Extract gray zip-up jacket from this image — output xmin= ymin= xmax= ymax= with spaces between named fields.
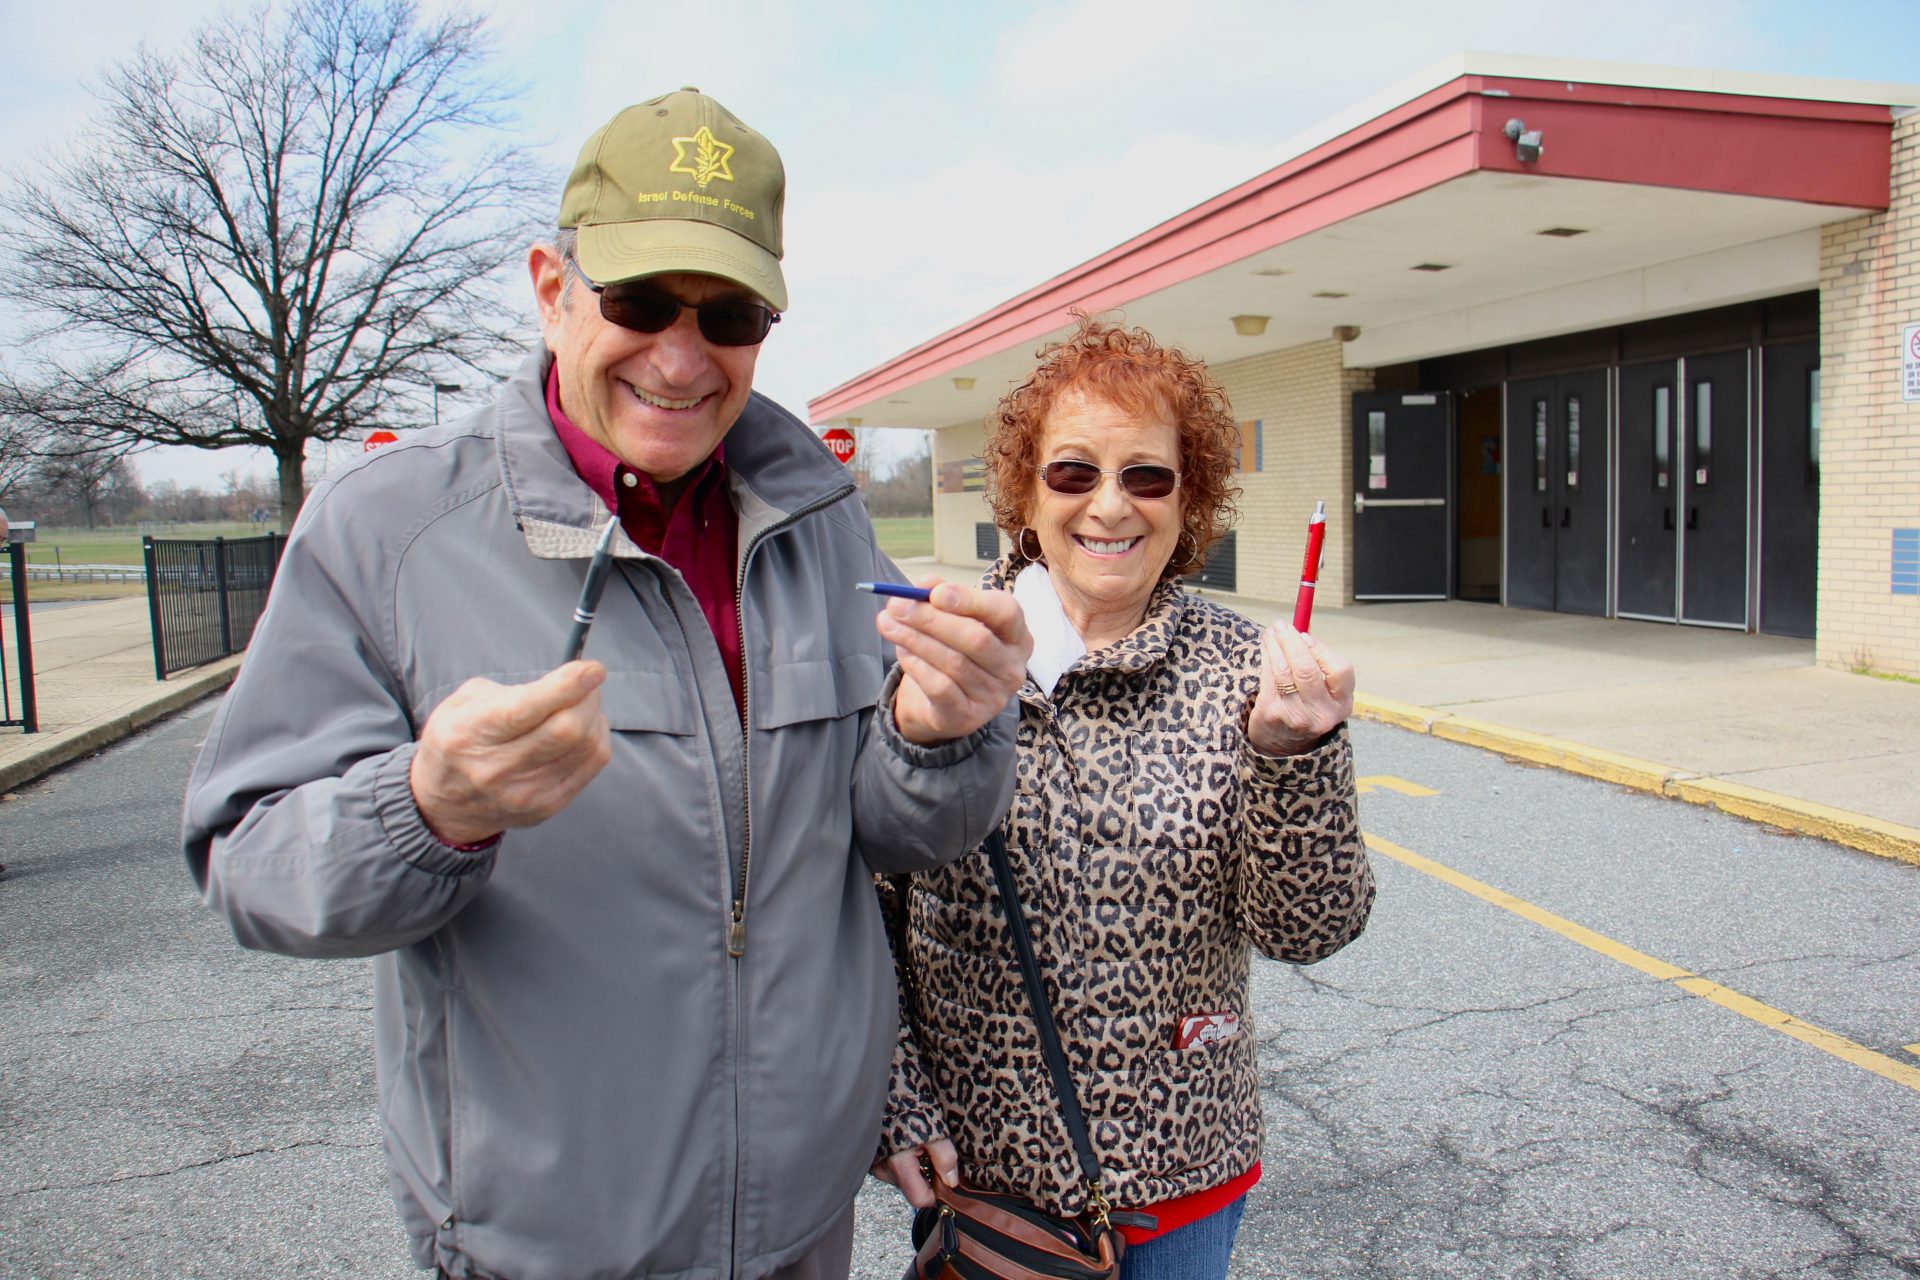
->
xmin=182 ymin=350 xmax=1016 ymax=1280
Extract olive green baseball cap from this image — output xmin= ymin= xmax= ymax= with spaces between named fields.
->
xmin=559 ymin=87 xmax=787 ymax=311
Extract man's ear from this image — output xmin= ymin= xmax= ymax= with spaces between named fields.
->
xmin=528 ymin=243 xmax=566 ymax=329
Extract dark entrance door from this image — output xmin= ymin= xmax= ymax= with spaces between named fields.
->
xmin=1351 ymin=392 xmax=1449 ymax=600
xmin=1759 ymin=341 xmax=1818 ymax=638
xmin=1504 ymin=371 xmax=1608 ymax=615
xmin=1617 ymin=360 xmax=1679 ymax=621
xmin=1681 ymin=351 xmax=1749 ymax=628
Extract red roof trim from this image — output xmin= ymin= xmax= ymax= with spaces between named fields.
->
xmin=810 ymin=75 xmax=1892 ymax=422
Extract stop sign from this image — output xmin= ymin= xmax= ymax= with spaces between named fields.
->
xmin=821 ymin=428 xmax=856 ymax=464
xmin=364 ymin=430 xmax=400 ymax=452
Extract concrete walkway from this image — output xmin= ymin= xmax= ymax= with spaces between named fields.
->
xmin=0 ymin=597 xmax=240 ymax=796
xmin=4 ymin=575 xmax=1918 ymax=864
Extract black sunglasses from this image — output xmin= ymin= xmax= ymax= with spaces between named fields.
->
xmin=564 ymin=258 xmax=779 ymax=347
xmin=1037 ymin=459 xmax=1181 ymax=500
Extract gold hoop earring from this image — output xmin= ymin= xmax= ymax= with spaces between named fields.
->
xmin=1016 ymin=527 xmax=1044 ymax=563
xmin=1174 ymin=531 xmax=1200 ymax=571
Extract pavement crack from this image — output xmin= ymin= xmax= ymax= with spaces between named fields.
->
xmin=1591 ymin=1072 xmax=1917 ymax=1268
xmin=4 ymin=1138 xmax=379 ymax=1197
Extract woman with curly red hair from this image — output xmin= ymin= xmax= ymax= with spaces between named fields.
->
xmin=875 ymin=317 xmax=1376 ymax=1278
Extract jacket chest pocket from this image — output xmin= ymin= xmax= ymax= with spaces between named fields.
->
xmin=1109 ymin=732 xmax=1236 ymax=923
xmin=1127 ymin=730 xmax=1235 ymax=851
xmin=410 ymin=668 xmax=697 ymax=737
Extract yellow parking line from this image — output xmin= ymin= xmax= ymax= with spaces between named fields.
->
xmin=1363 ymin=833 xmax=1920 ymax=1095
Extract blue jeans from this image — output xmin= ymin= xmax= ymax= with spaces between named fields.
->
xmin=1119 ymin=1195 xmax=1248 ymax=1280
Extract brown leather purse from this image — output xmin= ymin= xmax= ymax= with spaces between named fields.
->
xmin=896 ymin=831 xmax=1151 ymax=1280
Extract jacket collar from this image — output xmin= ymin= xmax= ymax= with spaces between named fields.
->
xmin=494 ymin=348 xmax=855 ymax=560
xmin=989 ymin=554 xmax=1188 ymax=687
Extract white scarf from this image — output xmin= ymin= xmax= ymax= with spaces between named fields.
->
xmin=1012 ymin=562 xmax=1087 ymax=697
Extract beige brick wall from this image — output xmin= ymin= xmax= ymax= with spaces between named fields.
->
xmin=1210 ymin=339 xmax=1371 ymax=606
xmin=1817 ymin=111 xmax=1920 ymax=677
xmin=931 ymin=419 xmax=996 ymax=567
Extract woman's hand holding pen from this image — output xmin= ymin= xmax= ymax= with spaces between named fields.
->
xmin=1246 ymin=622 xmax=1355 ymax=757
xmin=409 ymin=662 xmax=613 ymax=846
xmin=876 ymin=579 xmax=1033 ymax=747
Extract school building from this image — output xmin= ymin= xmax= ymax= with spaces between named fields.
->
xmin=808 ymin=55 xmax=1920 ymax=678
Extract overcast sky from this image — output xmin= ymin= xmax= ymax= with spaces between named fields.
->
xmin=2 ymin=0 xmax=1915 ymax=490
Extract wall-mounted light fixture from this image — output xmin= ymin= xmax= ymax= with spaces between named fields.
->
xmin=952 ymin=377 xmax=975 ymax=391
xmin=1230 ymin=315 xmax=1269 ymax=337
xmin=1332 ymin=325 xmax=1361 ymax=343
xmin=1503 ymin=118 xmax=1544 ymax=164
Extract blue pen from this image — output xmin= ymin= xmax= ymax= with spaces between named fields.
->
xmin=854 ymin=580 xmax=934 ymax=603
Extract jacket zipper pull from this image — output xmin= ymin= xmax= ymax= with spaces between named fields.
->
xmin=727 ymin=899 xmax=747 ymax=958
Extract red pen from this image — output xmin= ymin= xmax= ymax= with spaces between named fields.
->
xmin=1292 ymin=500 xmax=1326 ymax=633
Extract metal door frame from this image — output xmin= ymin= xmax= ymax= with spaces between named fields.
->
xmin=1676 ymin=351 xmax=1754 ymax=631
xmin=1352 ymin=392 xmax=1453 ymax=601
xmin=1615 ymin=358 xmax=1681 ymax=625
xmin=1499 ymin=373 xmax=1612 ymax=614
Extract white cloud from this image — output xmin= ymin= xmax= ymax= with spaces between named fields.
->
xmin=0 ymin=0 xmax=1900 ymax=487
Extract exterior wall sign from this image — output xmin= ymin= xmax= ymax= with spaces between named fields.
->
xmin=1905 ymin=323 xmax=1920 ymax=403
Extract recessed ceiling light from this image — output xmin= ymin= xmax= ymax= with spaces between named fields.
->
xmin=1537 ymin=226 xmax=1588 ymax=237
xmin=1311 ymin=290 xmax=1348 ymax=299
xmin=1411 ymin=262 xmax=1452 ymax=272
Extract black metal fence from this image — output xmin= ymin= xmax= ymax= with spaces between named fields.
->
xmin=142 ymin=534 xmax=284 ymax=679
xmin=2 ymin=540 xmax=37 ymax=732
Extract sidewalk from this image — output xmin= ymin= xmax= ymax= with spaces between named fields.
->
xmin=0 ymin=597 xmax=240 ymax=796
xmin=909 ymin=560 xmax=1920 ymax=865
xmin=5 ymin=577 xmax=1918 ymax=865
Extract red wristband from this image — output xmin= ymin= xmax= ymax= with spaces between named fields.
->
xmin=431 ymin=830 xmax=501 ymax=853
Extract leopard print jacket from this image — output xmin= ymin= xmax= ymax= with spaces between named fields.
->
xmin=878 ymin=564 xmax=1375 ymax=1216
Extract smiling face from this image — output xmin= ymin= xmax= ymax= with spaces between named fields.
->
xmin=531 ymin=246 xmax=763 ymax=484
xmin=1027 ymin=389 xmax=1186 ymax=648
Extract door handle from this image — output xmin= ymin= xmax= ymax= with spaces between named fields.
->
xmin=1561 ymin=508 xmax=1571 ymax=529
xmin=1663 ymin=508 xmax=1674 ymax=531
xmin=1541 ymin=508 xmax=1551 ymax=528
xmin=1687 ymin=507 xmax=1699 ymax=531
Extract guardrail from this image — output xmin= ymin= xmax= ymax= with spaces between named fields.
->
xmin=2 ymin=541 xmax=38 ymax=732
xmin=142 ymin=534 xmax=284 ymax=679
xmin=21 ymin=565 xmax=147 ymax=583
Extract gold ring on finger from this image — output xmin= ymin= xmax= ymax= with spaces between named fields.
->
xmin=1275 ymin=681 xmax=1300 ymax=696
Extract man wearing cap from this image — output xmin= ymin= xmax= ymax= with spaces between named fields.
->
xmin=184 ymin=89 xmax=1029 ymax=1280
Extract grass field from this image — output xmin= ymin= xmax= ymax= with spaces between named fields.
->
xmin=4 ymin=516 xmax=938 ymax=605
xmin=3 ymin=523 xmax=269 ymax=605
xmin=19 ymin=523 xmax=269 ymax=568
xmin=872 ymin=516 xmax=933 ymax=561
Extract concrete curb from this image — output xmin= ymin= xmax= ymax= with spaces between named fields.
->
xmin=0 ymin=656 xmax=242 ymax=796
xmin=1352 ymin=694 xmax=1920 ymax=867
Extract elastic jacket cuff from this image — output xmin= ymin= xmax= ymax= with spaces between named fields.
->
xmin=373 ymin=742 xmax=503 ymax=878
xmin=1240 ymin=718 xmax=1350 ymax=780
xmin=874 ymin=665 xmax=999 ymax=769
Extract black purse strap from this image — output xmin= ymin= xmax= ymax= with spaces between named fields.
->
xmin=980 ymin=827 xmax=1112 ymax=1217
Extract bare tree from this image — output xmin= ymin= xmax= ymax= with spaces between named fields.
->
xmin=0 ymin=415 xmax=37 ymax=503
xmin=38 ymin=441 xmax=145 ymax=529
xmin=0 ymin=0 xmax=546 ymax=528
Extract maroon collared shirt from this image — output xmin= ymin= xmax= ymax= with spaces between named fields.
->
xmin=546 ymin=368 xmax=744 ymax=714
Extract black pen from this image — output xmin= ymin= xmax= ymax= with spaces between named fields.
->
xmin=561 ymin=519 xmax=620 ymax=663
xmin=854 ymin=580 xmax=934 ymax=603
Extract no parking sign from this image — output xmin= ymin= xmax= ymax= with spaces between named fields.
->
xmin=1904 ymin=323 xmax=1920 ymax=403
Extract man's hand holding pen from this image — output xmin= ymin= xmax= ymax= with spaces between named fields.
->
xmin=875 ymin=579 xmax=1032 ymax=747
xmin=410 ymin=662 xmax=613 ymax=847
